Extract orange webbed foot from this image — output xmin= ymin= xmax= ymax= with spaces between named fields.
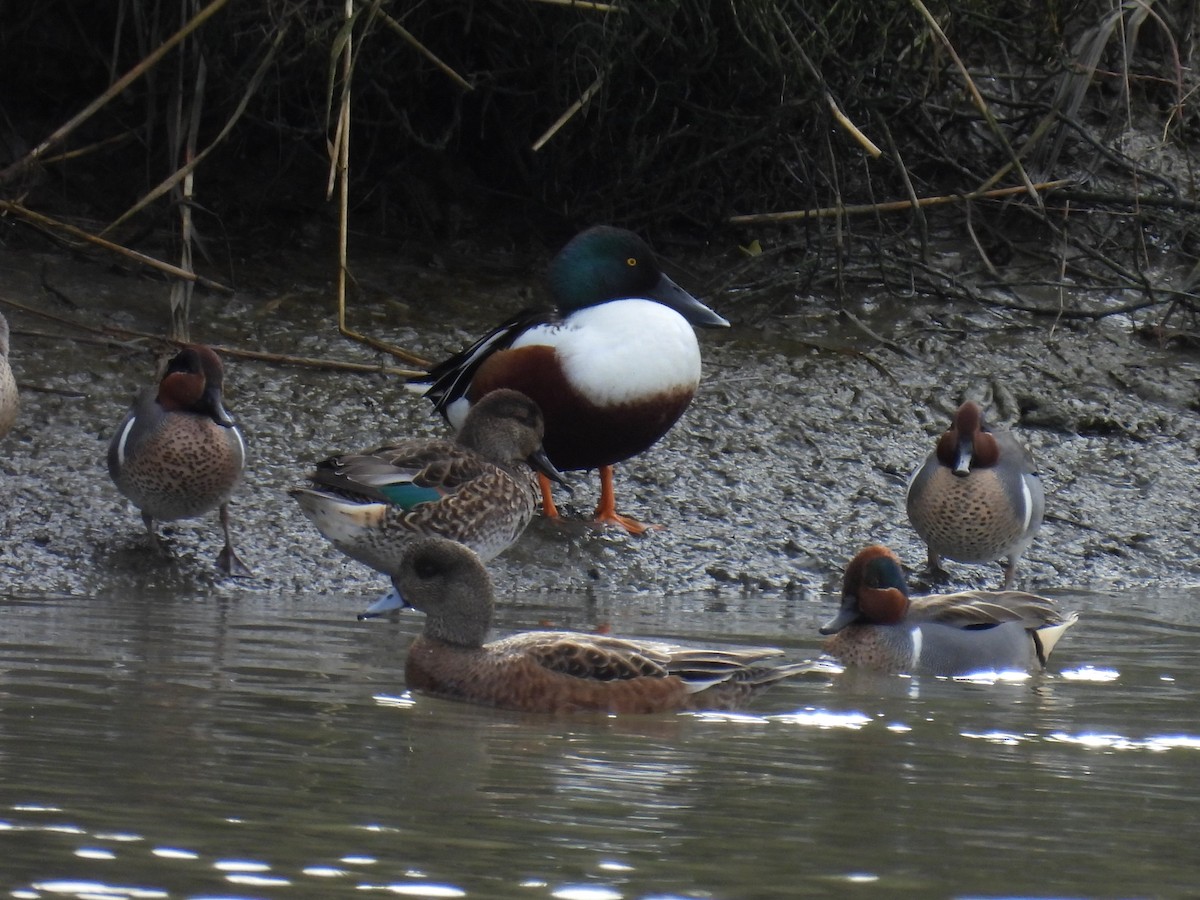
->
xmin=592 ymin=465 xmax=661 ymax=535
xmin=590 ymin=508 xmax=661 ymax=535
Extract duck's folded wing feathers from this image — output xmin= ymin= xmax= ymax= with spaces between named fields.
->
xmin=496 ymin=632 xmax=675 ymax=681
xmin=910 ymin=590 xmax=1072 ymax=628
xmin=498 ymin=634 xmax=805 ymax=692
xmin=307 ymin=455 xmax=428 ymax=506
xmin=308 ymin=442 xmax=496 ymax=506
xmin=413 ymin=310 xmax=558 ymax=413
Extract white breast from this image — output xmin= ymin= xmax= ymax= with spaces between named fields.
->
xmin=514 ymin=299 xmax=703 ymax=406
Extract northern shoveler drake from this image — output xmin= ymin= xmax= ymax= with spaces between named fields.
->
xmin=362 ymin=536 xmax=812 ymax=713
xmin=107 ymin=345 xmax=248 ymax=575
xmin=906 ymin=400 xmax=1044 ymax=589
xmin=409 ymin=225 xmax=730 ymax=535
xmin=0 ymin=312 xmax=18 ymax=437
xmin=290 ymin=389 xmax=568 ymax=574
xmin=820 ymin=545 xmax=1077 ymax=676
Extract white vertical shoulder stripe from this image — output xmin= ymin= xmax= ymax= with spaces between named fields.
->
xmin=114 ymin=416 xmax=137 ymax=467
xmin=1019 ymin=477 xmax=1035 ymax=531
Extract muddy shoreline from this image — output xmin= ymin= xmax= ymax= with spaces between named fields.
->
xmin=1 ymin=235 xmax=1198 ymax=605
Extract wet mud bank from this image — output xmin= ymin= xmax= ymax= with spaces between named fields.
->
xmin=1 ymin=238 xmax=1198 ymax=607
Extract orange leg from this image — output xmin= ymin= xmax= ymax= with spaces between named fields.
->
xmin=592 ymin=465 xmax=658 ymax=535
xmin=537 ymin=472 xmax=562 ymax=519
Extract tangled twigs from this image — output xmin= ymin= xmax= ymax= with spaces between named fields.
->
xmin=355 ymin=0 xmax=474 ymax=91
xmin=0 ymin=0 xmax=234 ymax=184
xmin=0 ymin=294 xmax=425 ymax=378
xmin=0 ymin=200 xmax=232 ymax=292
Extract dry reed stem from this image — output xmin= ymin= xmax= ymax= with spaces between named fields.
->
xmin=38 ymin=132 xmax=135 ymax=167
xmin=532 ymin=72 xmax=607 ymax=152
xmin=335 ymin=0 xmax=354 ymax=334
xmin=361 ymin=0 xmax=473 ymax=91
xmin=166 ymin=24 xmax=207 ymax=344
xmin=909 ymin=0 xmax=1039 ymax=203
xmin=525 ymin=0 xmax=625 ymax=11
xmin=0 ymin=200 xmax=232 ymax=292
xmin=729 ymin=179 xmax=1072 ymax=225
xmin=0 ymin=0 xmax=234 ymax=183
xmin=329 ymin=0 xmax=430 ymax=368
xmin=532 ymin=29 xmax=647 ymax=151
xmin=103 ymin=23 xmax=290 ymax=236
xmin=826 ymin=95 xmax=881 ymax=158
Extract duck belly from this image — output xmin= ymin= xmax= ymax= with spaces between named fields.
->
xmin=111 ymin=413 xmax=245 ymax=521
xmin=907 ymin=466 xmax=1036 ymax=563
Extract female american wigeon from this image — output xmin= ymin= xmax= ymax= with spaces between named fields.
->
xmin=364 ymin=537 xmax=811 ymax=714
xmin=290 ymin=389 xmax=568 ymax=574
xmin=0 ymin=312 xmax=19 ymax=437
xmin=107 ymin=344 xmax=248 ymax=575
xmin=906 ymin=400 xmax=1044 ymax=589
xmin=820 ymin=545 xmax=1077 ymax=676
xmin=409 ymin=226 xmax=729 ymax=535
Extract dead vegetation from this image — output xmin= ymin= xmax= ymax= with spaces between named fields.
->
xmin=1 ymin=0 xmax=1199 ymax=335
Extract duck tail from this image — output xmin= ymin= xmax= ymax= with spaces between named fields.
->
xmin=1032 ymin=611 xmax=1080 ymax=666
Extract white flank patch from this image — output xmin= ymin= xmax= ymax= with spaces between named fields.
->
xmin=444 ymin=396 xmax=471 ymax=432
xmin=515 ymin=299 xmax=702 ymax=406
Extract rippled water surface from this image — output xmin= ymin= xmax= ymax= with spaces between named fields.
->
xmin=2 ymin=581 xmax=1199 ymax=899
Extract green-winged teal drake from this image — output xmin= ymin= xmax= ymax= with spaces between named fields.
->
xmin=820 ymin=545 xmax=1077 ymax=676
xmin=107 ymin=345 xmax=248 ymax=575
xmin=906 ymin=401 xmax=1044 ymax=589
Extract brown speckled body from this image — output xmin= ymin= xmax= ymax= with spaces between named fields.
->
xmin=907 ymin=465 xmax=1031 ymax=562
xmin=387 ymin=537 xmax=811 ymax=714
xmin=406 ymin=634 xmax=795 ymax=714
xmin=107 ymin=345 xmax=248 ymax=574
xmin=406 ymin=637 xmax=694 ymax=714
xmin=109 ymin=396 xmax=245 ymax=520
xmin=906 ymin=402 xmax=1044 ymax=588
xmin=822 ymin=625 xmax=919 ymax=674
xmin=293 ymin=436 xmax=540 ymax=570
xmin=369 ymin=451 xmax=536 ymax=564
xmin=291 ymin=390 xmax=560 ymax=571
xmin=0 ymin=312 xmax=19 ymax=437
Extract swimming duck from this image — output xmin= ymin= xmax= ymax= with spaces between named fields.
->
xmin=409 ymin=226 xmax=729 ymax=535
xmin=0 ymin=312 xmax=18 ymax=437
xmin=107 ymin=344 xmax=248 ymax=575
xmin=290 ymin=389 xmax=568 ymax=573
xmin=364 ymin=536 xmax=812 ymax=713
xmin=906 ymin=401 xmax=1044 ymax=589
xmin=820 ymin=545 xmax=1077 ymax=676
